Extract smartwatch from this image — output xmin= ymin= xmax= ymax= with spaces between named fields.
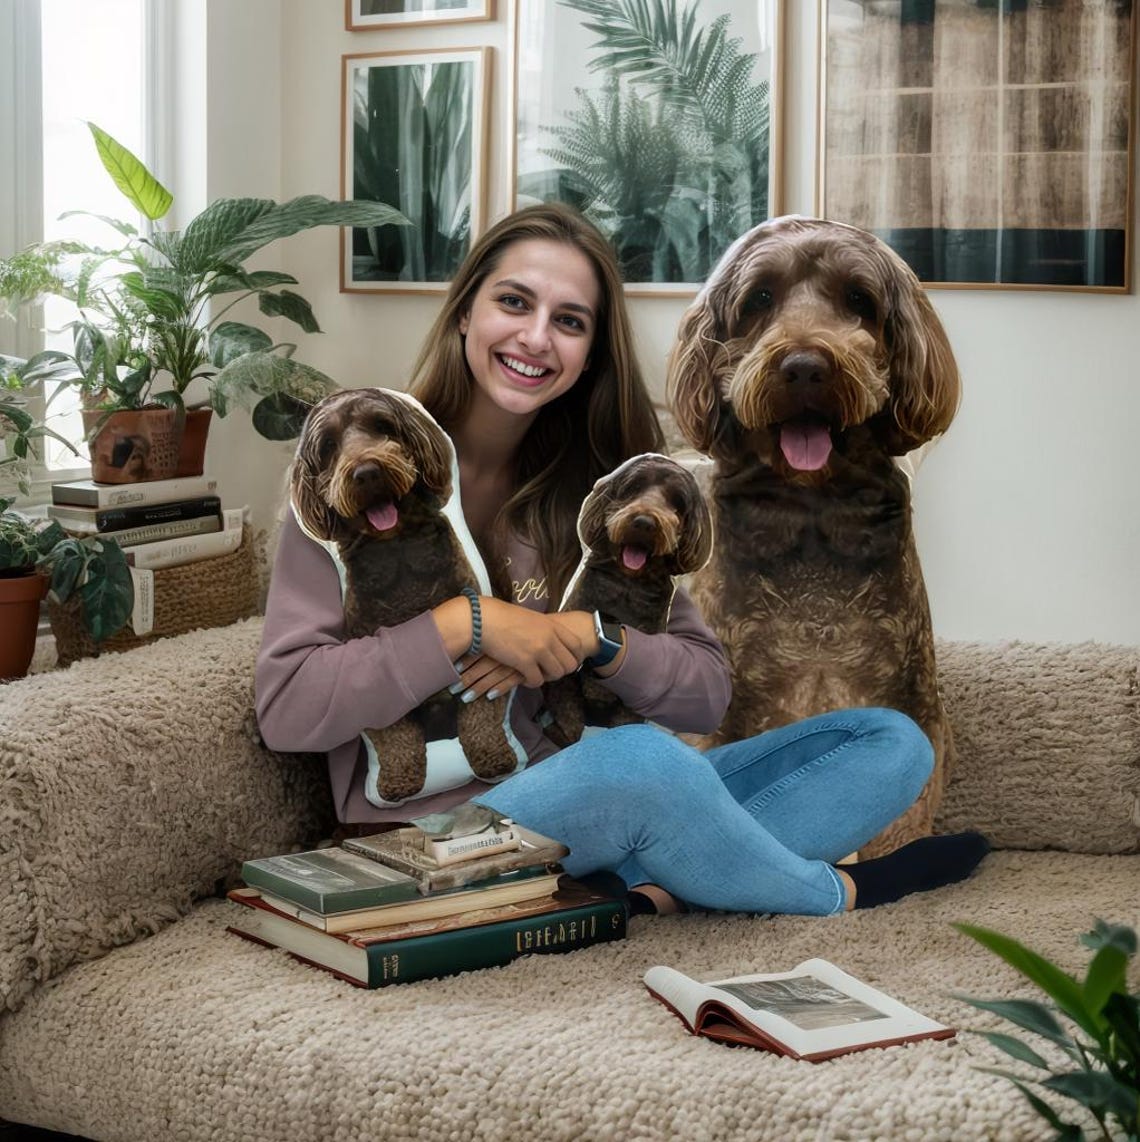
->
xmin=584 ymin=610 xmax=624 ymax=669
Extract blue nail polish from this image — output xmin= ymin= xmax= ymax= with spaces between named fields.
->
xmin=485 ymin=689 xmax=499 ymax=701
xmin=461 ymin=690 xmax=476 ymax=703
xmin=448 ymin=680 xmax=464 ymax=694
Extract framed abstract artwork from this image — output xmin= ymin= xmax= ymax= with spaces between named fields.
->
xmin=341 ymin=47 xmax=490 ymax=293
xmin=510 ymin=0 xmax=784 ymax=295
xmin=346 ymin=0 xmax=493 ymax=31
xmin=819 ymin=0 xmax=1136 ymax=291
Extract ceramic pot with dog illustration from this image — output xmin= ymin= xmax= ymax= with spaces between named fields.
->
xmin=83 ymin=408 xmax=181 ymax=484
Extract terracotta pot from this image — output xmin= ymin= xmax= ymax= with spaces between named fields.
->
xmin=175 ymin=408 xmax=214 ymax=478
xmin=83 ymin=408 xmax=181 ymax=484
xmin=0 ymin=571 xmax=48 ymax=681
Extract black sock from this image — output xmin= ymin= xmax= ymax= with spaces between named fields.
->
xmin=845 ymin=832 xmax=991 ymax=910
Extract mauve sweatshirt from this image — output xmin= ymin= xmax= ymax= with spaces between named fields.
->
xmin=255 ymin=511 xmax=732 ymax=823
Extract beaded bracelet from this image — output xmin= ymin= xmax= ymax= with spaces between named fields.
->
xmin=460 ymin=586 xmax=482 ymax=657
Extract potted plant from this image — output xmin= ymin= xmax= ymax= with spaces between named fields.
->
xmin=0 ymin=501 xmax=133 ymax=679
xmin=0 ymin=122 xmax=408 ymax=481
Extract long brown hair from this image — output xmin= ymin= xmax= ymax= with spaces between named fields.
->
xmin=410 ymin=203 xmax=664 ymax=603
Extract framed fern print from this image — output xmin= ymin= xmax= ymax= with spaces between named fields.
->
xmin=341 ymin=47 xmax=490 ymax=293
xmin=510 ymin=0 xmax=784 ymax=295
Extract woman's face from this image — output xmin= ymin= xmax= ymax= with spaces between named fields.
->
xmin=458 ymin=238 xmax=601 ymax=424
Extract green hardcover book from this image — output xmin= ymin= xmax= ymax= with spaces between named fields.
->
xmin=240 ymin=847 xmax=419 ymax=913
xmin=226 ymin=882 xmax=628 ymax=988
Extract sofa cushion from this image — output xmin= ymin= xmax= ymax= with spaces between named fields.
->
xmin=1 ymin=851 xmax=1136 ymax=1142
xmin=934 ymin=640 xmax=1140 ymax=852
xmin=0 ymin=618 xmax=335 ymax=1014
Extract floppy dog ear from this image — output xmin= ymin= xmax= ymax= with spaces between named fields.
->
xmin=677 ymin=474 xmax=714 ymax=575
xmin=289 ymin=410 xmax=341 ymax=541
xmin=667 ymin=288 xmax=733 ymax=456
xmin=397 ymin=403 xmax=454 ymax=500
xmin=576 ymin=482 xmax=611 ymax=551
xmin=881 ymin=256 xmax=962 ymax=453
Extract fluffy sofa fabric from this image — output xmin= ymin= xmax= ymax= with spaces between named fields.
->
xmin=0 ymin=619 xmax=334 ymax=1015
xmin=0 ymin=623 xmax=1138 ymax=1142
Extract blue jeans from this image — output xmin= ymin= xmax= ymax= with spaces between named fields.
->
xmin=476 ymin=708 xmax=933 ymax=916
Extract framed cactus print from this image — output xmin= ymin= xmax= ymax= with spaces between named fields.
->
xmin=341 ymin=47 xmax=490 ymax=293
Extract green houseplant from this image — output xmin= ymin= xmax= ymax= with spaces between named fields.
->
xmin=955 ymin=920 xmax=1139 ymax=1141
xmin=0 ymin=122 xmax=408 ymax=475
xmin=0 ymin=498 xmax=133 ymax=677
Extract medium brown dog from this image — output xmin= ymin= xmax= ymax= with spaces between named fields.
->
xmin=546 ymin=453 xmax=712 ymax=746
xmin=668 ymin=216 xmax=961 ymax=856
xmin=291 ymin=387 xmax=519 ymax=804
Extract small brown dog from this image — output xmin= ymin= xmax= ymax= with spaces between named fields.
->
xmin=546 ymin=453 xmax=712 ymax=745
xmin=290 ymin=387 xmax=521 ymax=804
xmin=668 ymin=216 xmax=961 ymax=856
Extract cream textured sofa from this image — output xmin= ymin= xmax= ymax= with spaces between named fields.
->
xmin=1 ymin=620 xmax=1138 ymax=1142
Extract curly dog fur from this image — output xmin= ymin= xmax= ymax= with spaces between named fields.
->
xmin=668 ymin=217 xmax=961 ymax=856
xmin=291 ymin=387 xmax=517 ymax=803
xmin=546 ymin=453 xmax=712 ymax=746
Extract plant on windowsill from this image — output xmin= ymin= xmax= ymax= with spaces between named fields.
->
xmin=0 ymin=122 xmax=409 ymax=483
xmin=954 ymin=919 xmax=1139 ymax=1141
xmin=0 ymin=359 xmax=134 ymax=678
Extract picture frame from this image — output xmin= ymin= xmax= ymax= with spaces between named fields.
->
xmin=346 ymin=0 xmax=493 ymax=31
xmin=510 ymin=0 xmax=784 ymax=295
xmin=819 ymin=0 xmax=1136 ymax=292
xmin=341 ymin=47 xmax=490 ymax=294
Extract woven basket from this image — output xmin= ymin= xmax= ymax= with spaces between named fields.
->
xmin=48 ymin=525 xmax=262 ymax=666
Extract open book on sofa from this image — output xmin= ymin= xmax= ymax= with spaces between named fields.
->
xmin=644 ymin=957 xmax=954 ymax=1062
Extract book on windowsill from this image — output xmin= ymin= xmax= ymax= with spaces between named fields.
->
xmin=50 ymin=473 xmax=220 ymax=509
xmin=644 ymin=959 xmax=955 ymax=1062
xmin=256 ymin=870 xmax=564 ymax=934
xmin=342 ymin=824 xmax=569 ymax=894
xmin=47 ymin=494 xmax=222 ymax=533
xmin=121 ymin=507 xmax=244 ymax=569
xmin=226 ymin=879 xmax=627 ymax=988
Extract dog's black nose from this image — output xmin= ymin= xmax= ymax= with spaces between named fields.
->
xmin=780 ymin=350 xmax=830 ymax=387
xmin=630 ymin=514 xmax=656 ymax=536
xmin=352 ymin=462 xmax=383 ymax=490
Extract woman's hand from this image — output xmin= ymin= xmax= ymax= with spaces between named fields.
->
xmin=449 ymin=654 xmax=526 ymax=702
xmin=478 ymin=597 xmax=586 ymax=687
xmin=432 ymin=596 xmax=590 ymax=689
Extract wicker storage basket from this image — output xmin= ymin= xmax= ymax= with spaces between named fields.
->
xmin=48 ymin=526 xmax=261 ymax=666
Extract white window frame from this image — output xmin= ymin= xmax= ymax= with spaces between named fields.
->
xmin=0 ymin=0 xmax=174 ymax=506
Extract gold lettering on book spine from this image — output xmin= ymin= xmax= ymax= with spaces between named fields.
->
xmin=515 ymin=915 xmax=599 ymax=952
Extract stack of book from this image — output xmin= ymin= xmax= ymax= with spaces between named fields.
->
xmin=228 ymin=817 xmax=627 ymax=988
xmin=48 ymin=473 xmax=244 ymax=571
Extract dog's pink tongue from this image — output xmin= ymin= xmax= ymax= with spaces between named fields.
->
xmin=779 ymin=422 xmax=833 ymax=471
xmin=622 ymin=545 xmax=648 ymax=571
xmin=366 ymin=502 xmax=399 ymax=531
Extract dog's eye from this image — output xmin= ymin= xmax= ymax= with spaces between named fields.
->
xmin=845 ymin=286 xmax=877 ymax=322
xmin=740 ymin=288 xmax=773 ymax=319
xmin=317 ymin=436 xmax=336 ymax=463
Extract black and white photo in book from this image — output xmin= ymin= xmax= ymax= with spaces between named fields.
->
xmin=644 ymin=958 xmax=955 ymax=1061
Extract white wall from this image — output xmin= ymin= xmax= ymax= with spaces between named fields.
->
xmin=197 ymin=1 xmax=1139 ymax=644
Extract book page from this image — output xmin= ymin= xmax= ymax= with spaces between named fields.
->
xmin=646 ymin=959 xmax=950 ymax=1057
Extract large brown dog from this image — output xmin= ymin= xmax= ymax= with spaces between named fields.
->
xmin=545 ymin=453 xmax=712 ymax=745
xmin=291 ymin=387 xmax=520 ymax=804
xmin=668 ymin=216 xmax=961 ymax=856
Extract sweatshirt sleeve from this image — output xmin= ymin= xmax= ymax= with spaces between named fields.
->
xmin=254 ymin=512 xmax=462 ymax=752
xmin=596 ymin=587 xmax=731 ymax=735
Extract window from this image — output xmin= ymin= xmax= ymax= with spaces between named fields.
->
xmin=1 ymin=0 xmax=167 ymax=495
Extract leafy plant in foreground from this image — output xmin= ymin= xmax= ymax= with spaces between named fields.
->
xmin=955 ymin=920 xmax=1139 ymax=1141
